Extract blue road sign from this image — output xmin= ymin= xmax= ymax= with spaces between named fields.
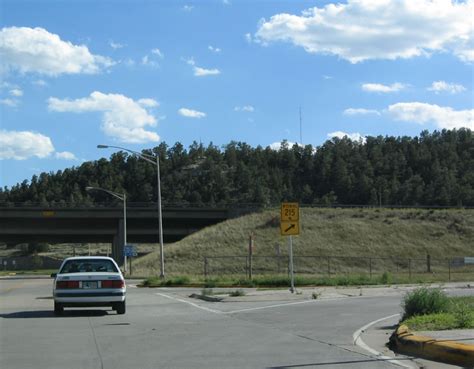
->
xmin=124 ymin=245 xmax=138 ymax=257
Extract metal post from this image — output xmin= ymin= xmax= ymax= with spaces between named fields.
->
xmin=123 ymin=193 xmax=128 ymax=273
xmin=369 ymin=258 xmax=372 ymax=279
xmin=157 ymin=155 xmax=165 ymax=279
xmin=327 ymin=256 xmax=331 ymax=276
xmin=408 ymin=259 xmax=412 ymax=281
xmin=427 ymin=254 xmax=431 ymax=273
xmin=448 ymin=258 xmax=451 ymax=281
xmin=288 ymin=235 xmax=295 ymax=293
xmin=275 ymin=244 xmax=281 ymax=274
xmin=204 ymin=257 xmax=208 ymax=278
xmin=248 ymin=234 xmax=253 ymax=280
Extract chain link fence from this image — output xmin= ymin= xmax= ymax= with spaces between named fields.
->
xmin=203 ymin=255 xmax=474 ymax=281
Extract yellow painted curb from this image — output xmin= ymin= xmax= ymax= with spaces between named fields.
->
xmin=389 ymin=324 xmax=474 ymax=367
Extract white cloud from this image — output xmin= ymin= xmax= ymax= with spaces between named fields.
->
xmin=151 ymin=48 xmax=164 ymax=58
xmin=343 ymin=108 xmax=380 ymax=116
xmin=428 ymin=81 xmax=466 ymax=94
xmin=183 ymin=5 xmax=194 ymax=12
xmin=322 ymin=75 xmax=333 ymax=80
xmin=109 ymin=41 xmax=125 ymax=49
xmin=388 ymin=102 xmax=474 ymax=130
xmin=178 ymin=108 xmax=206 ymax=119
xmin=0 ymin=130 xmax=54 ymax=160
xmin=362 ymin=83 xmax=406 ymax=93
xmin=269 ymin=141 xmax=303 ymax=150
xmin=208 ymin=45 xmax=221 ymax=53
xmin=245 ymin=33 xmax=253 ymax=43
xmin=124 ymin=58 xmax=135 ymax=66
xmin=327 ymin=131 xmax=365 ymax=142
xmin=9 ymin=88 xmax=23 ymax=97
xmin=223 ymin=0 xmax=231 ymax=5
xmin=141 ymin=55 xmax=159 ymax=68
xmin=185 ymin=57 xmax=220 ymax=77
xmin=137 ymin=98 xmax=159 ymax=108
xmin=32 ymin=79 xmax=47 ymax=87
xmin=194 ymin=66 xmax=220 ymax=77
xmin=0 ymin=26 xmax=114 ymax=76
xmin=234 ymin=105 xmax=255 ymax=112
xmin=48 ymin=91 xmax=160 ymax=143
xmin=55 ymin=151 xmax=77 ymax=160
xmin=255 ymin=0 xmax=474 ymax=63
xmin=0 ymin=98 xmax=18 ymax=107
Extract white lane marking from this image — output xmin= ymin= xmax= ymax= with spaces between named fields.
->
xmin=224 ymin=299 xmax=319 ymax=314
xmin=353 ymin=313 xmax=417 ymax=369
xmin=155 ymin=293 xmax=223 ymax=314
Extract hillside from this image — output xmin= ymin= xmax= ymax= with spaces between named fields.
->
xmin=133 ymin=207 xmax=474 ymax=278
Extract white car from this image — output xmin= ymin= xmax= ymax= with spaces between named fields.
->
xmin=52 ymin=256 xmax=126 ymax=315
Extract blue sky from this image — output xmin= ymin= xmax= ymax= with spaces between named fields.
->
xmin=1 ymin=0 xmax=473 ymax=188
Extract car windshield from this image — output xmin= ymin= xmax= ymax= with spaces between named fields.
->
xmin=59 ymin=259 xmax=118 ymax=274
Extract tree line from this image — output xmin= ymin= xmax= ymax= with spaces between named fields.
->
xmin=1 ymin=129 xmax=473 ymax=207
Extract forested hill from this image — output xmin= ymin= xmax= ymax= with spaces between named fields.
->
xmin=2 ymin=129 xmax=473 ymax=207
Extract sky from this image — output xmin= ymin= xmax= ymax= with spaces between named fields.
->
xmin=1 ymin=0 xmax=473 ymax=188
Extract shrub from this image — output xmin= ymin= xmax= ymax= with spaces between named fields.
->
xmin=452 ymin=302 xmax=472 ymax=328
xmin=27 ymin=243 xmax=49 ymax=254
xmin=229 ymin=289 xmax=246 ymax=297
xmin=402 ymin=287 xmax=450 ymax=320
xmin=380 ymin=272 xmax=392 ymax=284
xmin=163 ymin=276 xmax=190 ymax=286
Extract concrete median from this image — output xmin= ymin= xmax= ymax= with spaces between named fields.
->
xmin=389 ymin=324 xmax=474 ymax=367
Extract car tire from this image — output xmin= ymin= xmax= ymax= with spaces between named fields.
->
xmin=54 ymin=302 xmax=64 ymax=315
xmin=115 ymin=301 xmax=126 ymax=315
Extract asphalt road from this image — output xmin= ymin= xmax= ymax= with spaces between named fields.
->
xmin=0 ymin=278 xmax=471 ymax=369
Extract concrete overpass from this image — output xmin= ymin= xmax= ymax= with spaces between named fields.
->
xmin=0 ymin=205 xmax=255 ymax=264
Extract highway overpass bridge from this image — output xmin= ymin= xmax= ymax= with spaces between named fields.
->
xmin=0 ymin=205 xmax=255 ymax=264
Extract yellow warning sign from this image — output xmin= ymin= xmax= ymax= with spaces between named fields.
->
xmin=281 ymin=202 xmax=299 ymax=221
xmin=280 ymin=221 xmax=299 ymax=236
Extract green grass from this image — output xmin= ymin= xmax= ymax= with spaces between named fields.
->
xmin=0 ymin=269 xmax=57 ymax=276
xmin=140 ymin=272 xmax=470 ymax=288
xmin=402 ymin=296 xmax=474 ymax=330
xmin=132 ymin=208 xmax=474 ymax=278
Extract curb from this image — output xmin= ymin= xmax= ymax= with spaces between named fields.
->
xmin=188 ymin=293 xmax=223 ymax=302
xmin=389 ymin=325 xmax=474 ymax=367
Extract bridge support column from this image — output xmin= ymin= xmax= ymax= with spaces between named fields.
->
xmin=112 ymin=219 xmax=125 ymax=266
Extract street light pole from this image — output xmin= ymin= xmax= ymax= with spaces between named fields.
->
xmin=85 ymin=186 xmax=127 ymax=272
xmin=97 ymin=144 xmax=165 ymax=279
xmin=156 ymin=154 xmax=165 ymax=278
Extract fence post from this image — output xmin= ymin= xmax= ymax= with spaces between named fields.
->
xmin=408 ymin=259 xmax=412 ymax=281
xmin=327 ymin=257 xmax=331 ymax=276
xmin=204 ymin=257 xmax=208 ymax=278
xmin=248 ymin=234 xmax=253 ymax=280
xmin=448 ymin=258 xmax=451 ymax=281
xmin=369 ymin=258 xmax=372 ymax=278
xmin=427 ymin=254 xmax=431 ymax=273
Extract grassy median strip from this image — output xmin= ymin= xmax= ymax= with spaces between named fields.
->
xmin=141 ymin=272 xmax=440 ymax=288
xmin=402 ymin=293 xmax=474 ymax=330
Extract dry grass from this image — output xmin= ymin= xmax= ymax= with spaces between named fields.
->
xmin=132 ymin=208 xmax=474 ymax=277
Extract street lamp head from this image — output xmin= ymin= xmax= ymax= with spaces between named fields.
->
xmin=85 ymin=186 xmax=94 ymax=191
xmin=97 ymin=145 xmax=109 ymax=149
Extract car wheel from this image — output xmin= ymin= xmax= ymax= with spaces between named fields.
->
xmin=54 ymin=302 xmax=64 ymax=316
xmin=115 ymin=301 xmax=126 ymax=315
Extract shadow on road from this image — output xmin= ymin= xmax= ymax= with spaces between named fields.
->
xmin=267 ymin=357 xmax=415 ymax=368
xmin=0 ymin=309 xmax=110 ymax=318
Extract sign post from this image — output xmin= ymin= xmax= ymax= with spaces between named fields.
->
xmin=280 ymin=203 xmax=299 ymax=293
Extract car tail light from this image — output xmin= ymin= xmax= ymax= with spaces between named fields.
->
xmin=101 ymin=280 xmax=124 ymax=288
xmin=56 ymin=281 xmax=80 ymax=289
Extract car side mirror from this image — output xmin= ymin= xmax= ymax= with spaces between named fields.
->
xmin=50 ymin=273 xmax=57 ymax=278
